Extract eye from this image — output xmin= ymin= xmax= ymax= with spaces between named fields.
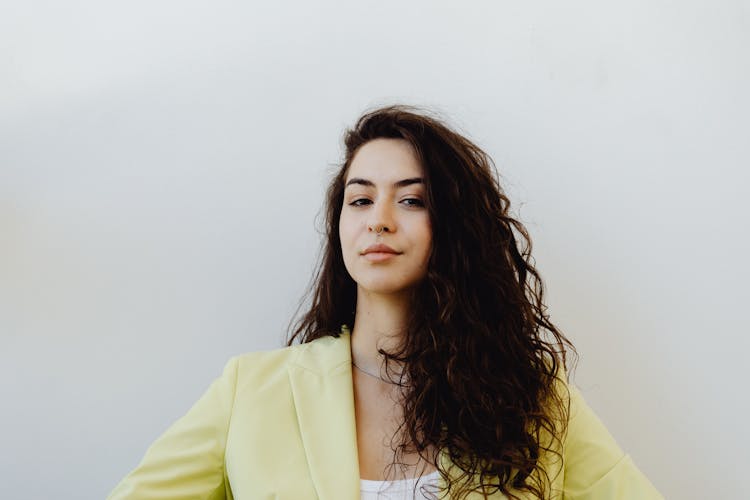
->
xmin=349 ymin=198 xmax=372 ymax=207
xmin=400 ymin=198 xmax=425 ymax=207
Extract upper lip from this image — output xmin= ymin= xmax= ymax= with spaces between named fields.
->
xmin=362 ymin=243 xmax=400 ymax=255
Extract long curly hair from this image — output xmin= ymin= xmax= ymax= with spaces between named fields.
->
xmin=288 ymin=105 xmax=576 ymax=499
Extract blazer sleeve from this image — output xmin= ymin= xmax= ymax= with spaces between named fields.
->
xmin=107 ymin=357 xmax=239 ymax=500
xmin=562 ymin=385 xmax=663 ymax=500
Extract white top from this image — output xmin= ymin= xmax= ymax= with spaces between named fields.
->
xmin=360 ymin=470 xmax=441 ymax=500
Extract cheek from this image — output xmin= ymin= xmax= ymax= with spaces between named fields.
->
xmin=416 ymin=218 xmax=433 ymax=250
xmin=338 ymin=213 xmax=359 ymax=253
xmin=338 ymin=213 xmax=350 ymax=239
xmin=420 ymin=230 xmax=433 ymax=266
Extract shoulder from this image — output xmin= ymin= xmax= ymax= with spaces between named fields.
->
xmin=559 ymin=382 xmax=664 ymax=498
xmin=228 ymin=333 xmax=350 ymax=384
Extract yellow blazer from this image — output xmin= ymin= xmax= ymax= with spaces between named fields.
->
xmin=109 ymin=333 xmax=662 ymax=499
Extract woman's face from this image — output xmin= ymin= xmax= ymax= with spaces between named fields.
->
xmin=339 ymin=138 xmax=432 ymax=298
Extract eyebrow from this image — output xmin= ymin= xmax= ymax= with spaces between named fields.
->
xmin=345 ymin=177 xmax=424 ymax=189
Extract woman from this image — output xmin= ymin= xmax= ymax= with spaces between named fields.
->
xmin=109 ymin=106 xmax=662 ymax=499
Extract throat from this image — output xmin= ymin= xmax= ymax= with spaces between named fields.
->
xmin=352 ymin=377 xmax=436 ymax=481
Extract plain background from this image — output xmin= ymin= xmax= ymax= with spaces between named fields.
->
xmin=1 ymin=1 xmax=748 ymax=498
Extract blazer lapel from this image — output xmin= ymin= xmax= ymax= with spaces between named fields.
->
xmin=287 ymin=332 xmax=539 ymax=500
xmin=287 ymin=333 xmax=360 ymax=500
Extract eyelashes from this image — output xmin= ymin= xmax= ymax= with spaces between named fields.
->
xmin=348 ymin=198 xmax=425 ymax=208
xmin=349 ymin=198 xmax=372 ymax=207
xmin=400 ymin=198 xmax=425 ymax=207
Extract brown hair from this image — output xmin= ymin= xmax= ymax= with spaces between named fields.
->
xmin=289 ymin=105 xmax=576 ymax=499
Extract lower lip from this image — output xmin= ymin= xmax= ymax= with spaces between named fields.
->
xmin=363 ymin=252 xmax=399 ymax=263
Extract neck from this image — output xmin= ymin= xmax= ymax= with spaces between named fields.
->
xmin=350 ymin=288 xmax=411 ymax=378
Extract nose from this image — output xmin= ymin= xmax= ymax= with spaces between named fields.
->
xmin=368 ymin=223 xmax=390 ymax=234
xmin=367 ymin=200 xmax=395 ymax=235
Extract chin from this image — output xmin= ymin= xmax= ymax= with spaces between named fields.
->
xmin=345 ymin=262 xmax=428 ymax=297
xmin=354 ymin=277 xmax=422 ymax=297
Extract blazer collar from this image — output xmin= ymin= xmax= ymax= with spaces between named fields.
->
xmin=287 ymin=332 xmax=360 ymax=500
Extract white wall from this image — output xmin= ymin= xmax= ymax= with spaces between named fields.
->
xmin=1 ymin=1 xmax=747 ymax=498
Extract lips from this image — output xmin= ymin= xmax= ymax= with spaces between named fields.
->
xmin=362 ymin=243 xmax=400 ymax=255
xmin=361 ymin=243 xmax=402 ymax=263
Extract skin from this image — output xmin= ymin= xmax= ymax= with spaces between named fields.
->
xmin=339 ymin=138 xmax=435 ymax=480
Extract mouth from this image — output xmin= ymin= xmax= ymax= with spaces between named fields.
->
xmin=362 ymin=243 xmax=399 ymax=255
xmin=361 ymin=244 xmax=401 ymax=262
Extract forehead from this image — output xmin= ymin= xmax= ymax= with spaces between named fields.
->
xmin=345 ymin=138 xmax=424 ymax=184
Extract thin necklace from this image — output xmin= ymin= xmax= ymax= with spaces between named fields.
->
xmin=351 ymin=361 xmax=400 ymax=384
